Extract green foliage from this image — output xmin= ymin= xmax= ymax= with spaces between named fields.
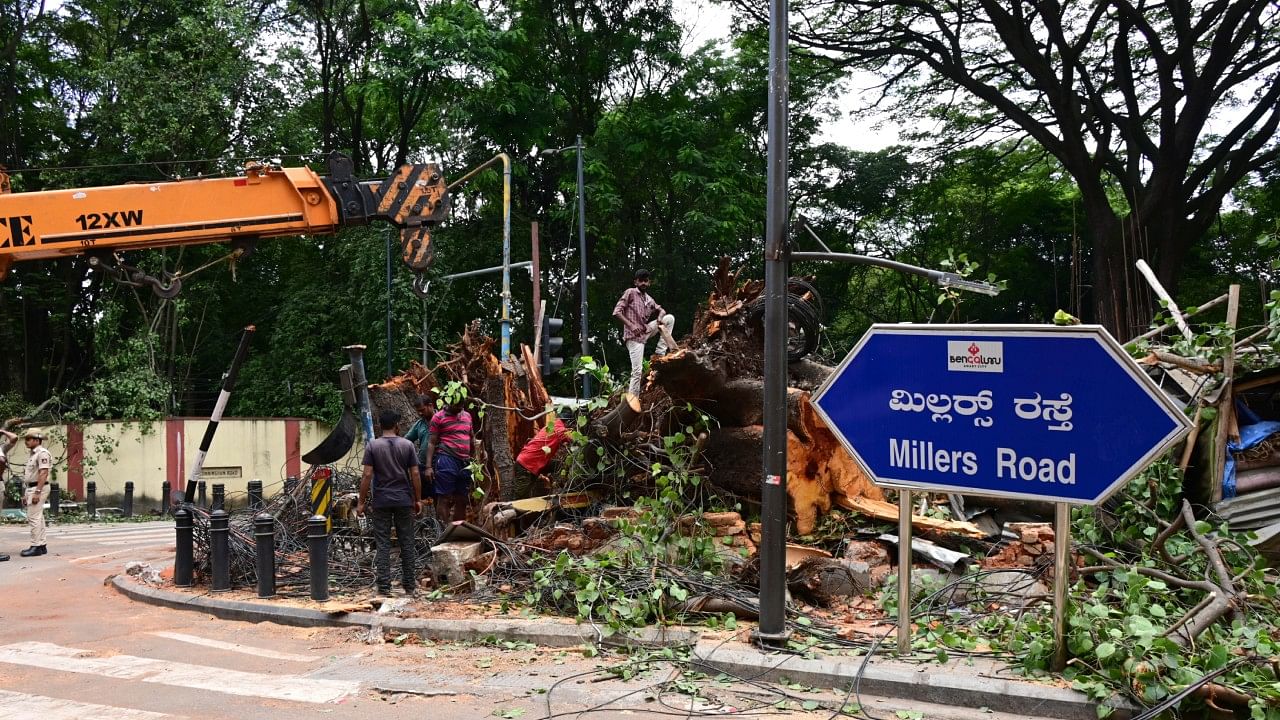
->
xmin=934 ymin=250 xmax=1006 ymax=322
xmin=900 ymin=460 xmax=1280 ymax=716
xmin=69 ymin=301 xmax=171 ymax=421
xmin=434 ymin=380 xmax=470 ymax=408
xmin=520 ymin=409 xmax=726 ymax=633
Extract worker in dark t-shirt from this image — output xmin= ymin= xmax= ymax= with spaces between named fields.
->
xmin=357 ymin=409 xmax=423 ymax=597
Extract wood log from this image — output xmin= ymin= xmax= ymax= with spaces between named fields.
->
xmin=833 ymin=494 xmax=987 ymax=539
xmin=703 ymin=423 xmax=883 ymax=535
xmin=1139 ymin=351 xmax=1221 ymax=374
xmin=787 ymin=557 xmax=873 ymax=605
xmin=597 ymin=393 xmax=642 ymax=442
xmin=788 ymin=359 xmax=834 ymax=390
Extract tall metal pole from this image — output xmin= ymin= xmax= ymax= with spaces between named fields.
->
xmin=532 ymin=221 xmax=541 ymax=350
xmin=446 ymin=154 xmax=514 ymax=359
xmin=386 ymin=232 xmax=394 ymax=377
xmin=755 ymin=0 xmax=790 ymax=647
xmin=501 ymin=155 xmax=513 ymax=360
xmin=576 ymin=136 xmax=592 ymax=398
xmin=897 ymin=489 xmax=912 ymax=654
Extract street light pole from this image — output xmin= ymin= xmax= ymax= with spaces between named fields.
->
xmin=575 ymin=135 xmax=592 ymax=398
xmin=445 ymin=153 xmax=514 ymax=359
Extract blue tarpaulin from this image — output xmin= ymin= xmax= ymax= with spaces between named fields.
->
xmin=1224 ymin=419 xmax=1280 ymax=499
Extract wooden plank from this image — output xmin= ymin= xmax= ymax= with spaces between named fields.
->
xmin=1210 ymin=285 xmax=1241 ymax=504
xmin=833 ymin=494 xmax=987 ymax=538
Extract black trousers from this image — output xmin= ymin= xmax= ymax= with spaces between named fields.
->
xmin=370 ymin=505 xmax=418 ymax=592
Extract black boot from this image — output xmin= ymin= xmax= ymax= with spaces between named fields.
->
xmin=37 ymin=545 xmax=47 ymax=555
xmin=0 ymin=552 xmax=9 ymax=561
xmin=19 ymin=546 xmax=40 ymax=557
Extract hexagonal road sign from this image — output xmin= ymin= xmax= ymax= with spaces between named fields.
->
xmin=811 ymin=324 xmax=1192 ymax=505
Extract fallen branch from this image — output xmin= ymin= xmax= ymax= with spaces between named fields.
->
xmin=1138 ymin=351 xmax=1221 ymax=375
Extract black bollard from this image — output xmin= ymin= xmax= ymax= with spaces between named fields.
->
xmin=211 ymin=483 xmax=225 ymax=512
xmin=49 ymin=482 xmax=60 ymax=517
xmin=174 ymin=508 xmax=194 ymax=588
xmin=87 ymin=481 xmax=97 ymax=518
xmin=307 ymin=515 xmax=329 ymax=602
xmin=247 ymin=480 xmax=263 ymax=511
xmin=123 ymin=481 xmax=135 ymax=518
xmin=255 ymin=513 xmax=276 ymax=598
xmin=284 ymin=475 xmax=299 ymax=494
xmin=161 ymin=481 xmax=171 ymax=515
xmin=210 ymin=508 xmax=231 ymax=592
xmin=197 ymin=480 xmax=207 ymax=507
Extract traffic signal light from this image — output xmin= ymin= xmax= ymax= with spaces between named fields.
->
xmin=540 ymin=315 xmax=566 ymax=377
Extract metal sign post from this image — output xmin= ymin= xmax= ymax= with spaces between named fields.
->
xmin=1053 ymin=502 xmax=1071 ymax=670
xmin=897 ymin=488 xmax=912 ymax=654
xmin=811 ymin=324 xmax=1191 ymax=666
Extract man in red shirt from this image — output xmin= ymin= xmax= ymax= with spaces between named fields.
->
xmin=613 ymin=269 xmax=677 ymax=395
xmin=425 ymin=396 xmax=476 ymax=523
xmin=513 ymin=407 xmax=573 ymax=499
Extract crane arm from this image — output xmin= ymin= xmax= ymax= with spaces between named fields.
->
xmin=0 ymin=153 xmax=448 ymax=290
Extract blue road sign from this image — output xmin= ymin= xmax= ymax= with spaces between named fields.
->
xmin=811 ymin=325 xmax=1192 ymax=505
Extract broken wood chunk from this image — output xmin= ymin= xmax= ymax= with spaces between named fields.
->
xmin=833 ymin=495 xmax=988 ymax=538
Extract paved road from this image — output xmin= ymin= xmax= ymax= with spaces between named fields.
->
xmin=0 ymin=520 xmax=1041 ymax=720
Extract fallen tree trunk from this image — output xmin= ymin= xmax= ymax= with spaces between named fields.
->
xmin=701 ymin=419 xmax=887 ymax=534
xmin=647 ymin=258 xmax=885 ymax=534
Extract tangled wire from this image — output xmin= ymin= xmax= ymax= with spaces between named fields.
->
xmin=189 ymin=464 xmax=444 ymax=596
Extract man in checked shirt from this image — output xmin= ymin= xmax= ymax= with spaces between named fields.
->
xmin=613 ymin=269 xmax=678 ymax=395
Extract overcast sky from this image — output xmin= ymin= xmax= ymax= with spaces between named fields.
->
xmin=672 ymin=0 xmax=902 ymax=152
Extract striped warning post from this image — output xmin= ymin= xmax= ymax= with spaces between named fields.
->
xmin=310 ymin=467 xmax=332 ymax=532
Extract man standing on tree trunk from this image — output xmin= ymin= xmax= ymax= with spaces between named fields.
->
xmin=613 ymin=269 xmax=677 ymax=395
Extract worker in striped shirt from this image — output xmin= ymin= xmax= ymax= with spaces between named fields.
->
xmin=424 ymin=396 xmax=476 ymax=523
xmin=613 ymin=268 xmax=677 ymax=395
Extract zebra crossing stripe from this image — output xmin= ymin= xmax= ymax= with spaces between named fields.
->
xmin=69 ymin=545 xmax=171 ymax=563
xmin=0 ymin=689 xmax=177 ymax=719
xmin=57 ymin=525 xmax=170 ymax=535
xmin=0 ymin=642 xmax=358 ymax=704
xmin=149 ymin=632 xmax=320 ymax=662
xmin=49 ymin=526 xmax=171 ymax=538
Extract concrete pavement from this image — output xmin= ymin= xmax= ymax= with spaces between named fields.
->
xmin=0 ymin=519 xmax=1106 ymax=719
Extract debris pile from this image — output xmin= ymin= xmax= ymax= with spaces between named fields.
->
xmin=1134 ymin=284 xmax=1280 ymax=566
xmin=166 ymin=269 xmax=1280 ymax=716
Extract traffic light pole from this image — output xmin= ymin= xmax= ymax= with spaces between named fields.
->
xmin=575 ymin=136 xmax=592 ymax=398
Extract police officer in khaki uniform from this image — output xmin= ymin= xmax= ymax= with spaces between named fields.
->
xmin=20 ymin=429 xmax=52 ymax=557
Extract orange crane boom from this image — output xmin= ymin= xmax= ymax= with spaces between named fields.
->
xmin=0 ymin=153 xmax=448 ymax=295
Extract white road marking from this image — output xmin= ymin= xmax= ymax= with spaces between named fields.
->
xmin=0 ymin=689 xmax=178 ymax=720
xmin=49 ymin=523 xmax=170 ymax=534
xmin=149 ymin=632 xmax=320 ymax=663
xmin=0 ymin=642 xmax=358 ymax=704
xmin=49 ymin=525 xmax=171 ymax=535
xmin=69 ymin=545 xmax=171 ymax=563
